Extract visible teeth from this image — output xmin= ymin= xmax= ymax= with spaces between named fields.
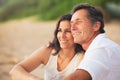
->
xmin=60 ymin=40 xmax=67 ymax=43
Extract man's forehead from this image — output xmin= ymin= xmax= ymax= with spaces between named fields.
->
xmin=71 ymin=12 xmax=82 ymax=21
xmin=71 ymin=18 xmax=82 ymax=21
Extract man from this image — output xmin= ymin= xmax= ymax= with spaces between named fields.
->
xmin=63 ymin=3 xmax=120 ymax=80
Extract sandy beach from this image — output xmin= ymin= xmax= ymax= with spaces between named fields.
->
xmin=0 ymin=18 xmax=120 ymax=80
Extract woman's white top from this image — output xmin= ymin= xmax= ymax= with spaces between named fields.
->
xmin=44 ymin=53 xmax=83 ymax=80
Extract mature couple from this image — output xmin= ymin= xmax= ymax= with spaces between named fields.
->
xmin=9 ymin=3 xmax=120 ymax=80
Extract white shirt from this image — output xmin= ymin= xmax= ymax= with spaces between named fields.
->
xmin=44 ymin=53 xmax=83 ymax=80
xmin=78 ymin=33 xmax=120 ymax=80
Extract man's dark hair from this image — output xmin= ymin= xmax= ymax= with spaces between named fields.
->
xmin=72 ymin=3 xmax=105 ymax=33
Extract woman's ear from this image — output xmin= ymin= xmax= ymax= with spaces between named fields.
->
xmin=93 ymin=21 xmax=101 ymax=31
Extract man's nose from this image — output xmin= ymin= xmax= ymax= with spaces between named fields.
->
xmin=71 ymin=23 xmax=76 ymax=31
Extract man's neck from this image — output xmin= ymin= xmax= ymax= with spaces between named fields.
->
xmin=82 ymin=33 xmax=99 ymax=51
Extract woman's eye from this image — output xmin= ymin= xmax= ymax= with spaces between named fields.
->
xmin=66 ymin=29 xmax=71 ymax=32
xmin=58 ymin=29 xmax=61 ymax=32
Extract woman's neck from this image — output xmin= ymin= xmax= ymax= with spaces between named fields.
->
xmin=57 ymin=48 xmax=75 ymax=71
xmin=59 ymin=48 xmax=75 ymax=59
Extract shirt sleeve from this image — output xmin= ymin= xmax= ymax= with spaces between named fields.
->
xmin=77 ymin=48 xmax=110 ymax=80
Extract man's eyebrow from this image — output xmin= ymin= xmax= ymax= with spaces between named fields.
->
xmin=71 ymin=18 xmax=81 ymax=22
xmin=76 ymin=18 xmax=82 ymax=21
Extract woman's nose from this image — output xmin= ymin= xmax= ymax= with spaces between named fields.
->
xmin=61 ymin=32 xmax=66 ymax=38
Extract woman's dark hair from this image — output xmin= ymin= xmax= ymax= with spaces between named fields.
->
xmin=49 ymin=14 xmax=84 ymax=55
xmin=72 ymin=3 xmax=105 ymax=33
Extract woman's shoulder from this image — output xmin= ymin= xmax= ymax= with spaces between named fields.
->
xmin=75 ymin=52 xmax=84 ymax=61
xmin=76 ymin=51 xmax=84 ymax=56
xmin=36 ymin=44 xmax=53 ymax=53
xmin=31 ymin=44 xmax=53 ymax=64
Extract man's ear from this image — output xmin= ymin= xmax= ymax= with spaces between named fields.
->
xmin=93 ymin=21 xmax=101 ymax=31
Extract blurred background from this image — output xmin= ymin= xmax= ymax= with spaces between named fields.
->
xmin=0 ymin=0 xmax=120 ymax=80
xmin=0 ymin=0 xmax=120 ymax=21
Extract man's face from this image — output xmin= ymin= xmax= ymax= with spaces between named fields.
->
xmin=71 ymin=9 xmax=99 ymax=46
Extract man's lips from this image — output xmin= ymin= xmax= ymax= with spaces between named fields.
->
xmin=72 ymin=32 xmax=81 ymax=37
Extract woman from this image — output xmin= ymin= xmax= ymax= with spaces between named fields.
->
xmin=9 ymin=14 xmax=84 ymax=80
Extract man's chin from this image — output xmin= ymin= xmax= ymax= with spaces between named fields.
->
xmin=74 ymin=39 xmax=79 ymax=44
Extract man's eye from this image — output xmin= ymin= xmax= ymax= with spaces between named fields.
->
xmin=75 ymin=20 xmax=82 ymax=25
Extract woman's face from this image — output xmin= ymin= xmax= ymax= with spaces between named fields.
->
xmin=57 ymin=20 xmax=74 ymax=49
